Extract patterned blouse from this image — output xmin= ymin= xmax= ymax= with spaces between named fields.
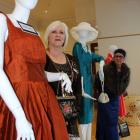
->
xmin=45 ymin=53 xmax=82 ymax=113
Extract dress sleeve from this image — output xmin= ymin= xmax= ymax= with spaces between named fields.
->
xmin=72 ymin=42 xmax=83 ymax=62
xmin=94 ymin=72 xmax=102 ymax=98
xmin=91 ymin=52 xmax=104 ymax=62
xmin=119 ymin=65 xmax=130 ymax=95
xmin=74 ymin=62 xmax=82 ymax=112
xmin=68 ymin=54 xmax=82 ymax=112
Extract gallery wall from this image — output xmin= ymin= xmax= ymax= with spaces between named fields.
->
xmin=95 ymin=0 xmax=140 ymax=95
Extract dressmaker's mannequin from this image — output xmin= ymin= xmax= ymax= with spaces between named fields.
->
xmin=0 ymin=0 xmax=70 ymax=139
xmin=71 ymin=22 xmax=104 ymax=140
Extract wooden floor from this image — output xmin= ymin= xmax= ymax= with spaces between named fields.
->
xmin=91 ymin=110 xmax=140 ymax=140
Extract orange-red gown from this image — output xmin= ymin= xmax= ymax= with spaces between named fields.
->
xmin=0 ymin=14 xmax=69 ymax=140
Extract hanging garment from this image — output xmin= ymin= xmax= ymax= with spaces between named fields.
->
xmin=0 ymin=13 xmax=68 ymax=140
xmin=73 ymin=42 xmax=104 ymax=124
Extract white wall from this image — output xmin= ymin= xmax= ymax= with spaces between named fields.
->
xmin=95 ymin=0 xmax=140 ymax=38
xmin=95 ymin=0 xmax=140 ymax=95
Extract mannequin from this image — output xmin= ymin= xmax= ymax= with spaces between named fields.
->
xmin=0 ymin=0 xmax=71 ymax=140
xmin=70 ymin=22 xmax=104 ymax=140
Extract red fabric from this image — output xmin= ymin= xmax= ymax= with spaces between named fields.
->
xmin=119 ymin=95 xmax=127 ymax=118
xmin=105 ymin=53 xmax=113 ymax=64
xmin=105 ymin=53 xmax=127 ymax=118
xmin=0 ymin=14 xmax=69 ymax=140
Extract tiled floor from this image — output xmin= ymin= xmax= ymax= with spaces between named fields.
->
xmin=91 ymin=110 xmax=140 ymax=140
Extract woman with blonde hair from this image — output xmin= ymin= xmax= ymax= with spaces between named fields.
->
xmin=45 ymin=20 xmax=82 ymax=140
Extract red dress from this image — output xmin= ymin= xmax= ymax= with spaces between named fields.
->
xmin=0 ymin=14 xmax=69 ymax=140
xmin=105 ymin=53 xmax=113 ymax=64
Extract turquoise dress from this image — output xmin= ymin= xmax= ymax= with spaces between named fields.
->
xmin=72 ymin=42 xmax=104 ymax=124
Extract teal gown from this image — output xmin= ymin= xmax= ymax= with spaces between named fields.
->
xmin=72 ymin=42 xmax=104 ymax=124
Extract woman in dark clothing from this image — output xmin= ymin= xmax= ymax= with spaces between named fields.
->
xmin=95 ymin=48 xmax=130 ymax=140
xmin=44 ymin=21 xmax=82 ymax=139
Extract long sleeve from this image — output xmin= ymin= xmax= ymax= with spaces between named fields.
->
xmin=118 ymin=64 xmax=130 ymax=95
xmin=71 ymin=57 xmax=82 ymax=112
xmin=94 ymin=72 xmax=102 ymax=98
xmin=72 ymin=42 xmax=83 ymax=64
xmin=91 ymin=52 xmax=104 ymax=62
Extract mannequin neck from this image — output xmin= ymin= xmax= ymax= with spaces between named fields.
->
xmin=8 ymin=2 xmax=30 ymax=24
xmin=79 ymin=40 xmax=87 ymax=46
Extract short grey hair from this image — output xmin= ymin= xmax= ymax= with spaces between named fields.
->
xmin=44 ymin=20 xmax=69 ymax=48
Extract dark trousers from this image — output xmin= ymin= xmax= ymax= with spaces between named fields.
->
xmin=96 ymin=96 xmax=119 ymax=140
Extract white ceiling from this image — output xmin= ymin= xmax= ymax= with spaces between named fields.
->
xmin=0 ymin=0 xmax=76 ymax=31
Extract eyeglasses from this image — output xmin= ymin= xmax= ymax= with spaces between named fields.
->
xmin=114 ymin=55 xmax=124 ymax=59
